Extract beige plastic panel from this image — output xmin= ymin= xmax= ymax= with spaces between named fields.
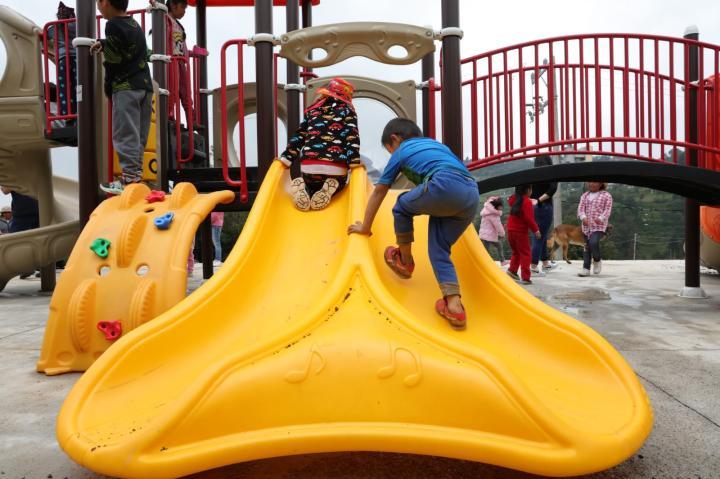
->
xmin=306 ymin=76 xmax=416 ymax=121
xmin=279 ymin=22 xmax=435 ymax=68
xmin=0 ymin=6 xmax=42 ymax=98
xmin=212 ymin=83 xmax=288 ymax=166
xmin=0 ymin=147 xmax=80 ymax=291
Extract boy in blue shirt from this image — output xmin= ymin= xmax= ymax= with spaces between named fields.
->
xmin=348 ymin=118 xmax=480 ymax=330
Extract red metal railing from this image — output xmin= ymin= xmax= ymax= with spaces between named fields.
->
xmin=220 ymin=39 xmax=250 ymax=202
xmin=427 ymin=77 xmax=438 ymax=140
xmin=42 ymin=19 xmax=77 ymax=132
xmin=170 ymin=55 xmax=195 ymax=165
xmin=41 ymin=9 xmax=147 ymax=139
xmin=460 ymin=33 xmax=720 ymax=172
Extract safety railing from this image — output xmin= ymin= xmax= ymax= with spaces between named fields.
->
xmin=427 ymin=77 xmax=439 ymax=140
xmin=219 ymin=39 xmax=250 ymax=202
xmin=42 ymin=18 xmax=77 ymax=133
xmin=41 ymin=9 xmax=148 ymax=138
xmin=460 ymin=33 xmax=720 ymax=172
xmin=170 ymin=55 xmax=195 ymax=165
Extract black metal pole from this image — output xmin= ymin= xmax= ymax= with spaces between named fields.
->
xmin=196 ymin=0 xmax=211 ymax=166
xmin=421 ymin=51 xmax=435 ymax=137
xmin=200 ymin=215 xmax=213 ymax=279
xmin=286 ymin=0 xmax=300 ymax=141
xmin=76 ymin=0 xmax=98 ymax=226
xmin=682 ymin=26 xmax=705 ymax=297
xmin=152 ymin=6 xmax=169 ymax=190
xmin=440 ymin=0 xmax=462 ymax=158
xmin=301 ymin=0 xmax=313 ymax=75
xmin=255 ymin=0 xmax=275 ymax=181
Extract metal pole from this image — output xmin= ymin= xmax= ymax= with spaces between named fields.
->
xmin=200 ymin=215 xmax=213 ymax=279
xmin=255 ymin=0 xmax=275 ymax=181
xmin=680 ymin=26 xmax=706 ymax=298
xmin=421 ymin=51 xmax=435 ymax=136
xmin=151 ymin=6 xmax=169 ymax=190
xmin=440 ymin=0 xmax=462 ymax=157
xmin=549 ymin=56 xmax=563 ymax=259
xmin=633 ymin=233 xmax=637 ymax=261
xmin=286 ymin=0 xmax=300 ymax=141
xmin=196 ymin=0 xmax=211 ymax=166
xmin=301 ymin=0 xmax=313 ymax=76
xmin=76 ymin=0 xmax=98 ymax=226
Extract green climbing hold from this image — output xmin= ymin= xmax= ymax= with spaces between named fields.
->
xmin=90 ymin=238 xmax=111 ymax=258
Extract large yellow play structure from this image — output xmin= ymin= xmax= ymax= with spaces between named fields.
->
xmin=57 ymin=163 xmax=653 ymax=478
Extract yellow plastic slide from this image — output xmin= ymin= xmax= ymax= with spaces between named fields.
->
xmin=57 ymin=162 xmax=652 ymax=478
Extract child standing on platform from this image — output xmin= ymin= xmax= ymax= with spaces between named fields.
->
xmin=93 ymin=0 xmax=153 ymax=195
xmin=506 ymin=185 xmax=541 ymax=285
xmin=478 ymin=196 xmax=508 ymax=265
xmin=347 ymin=118 xmax=480 ymax=331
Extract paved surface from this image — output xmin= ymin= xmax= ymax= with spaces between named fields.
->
xmin=1 ymin=261 xmax=719 ymax=479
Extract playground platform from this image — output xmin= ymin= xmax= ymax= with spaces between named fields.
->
xmin=1 ymin=260 xmax=718 ymax=479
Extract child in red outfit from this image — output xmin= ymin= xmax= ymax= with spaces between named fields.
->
xmin=506 ymin=185 xmax=541 ymax=284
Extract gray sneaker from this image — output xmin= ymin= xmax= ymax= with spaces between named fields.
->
xmin=506 ymin=270 xmax=520 ymax=281
xmin=578 ymin=268 xmax=591 ymax=277
xmin=593 ymin=260 xmax=602 ymax=274
xmin=100 ymin=180 xmax=124 ymax=195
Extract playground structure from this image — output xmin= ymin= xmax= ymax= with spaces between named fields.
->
xmin=1 ymin=0 xmax=720 ymax=476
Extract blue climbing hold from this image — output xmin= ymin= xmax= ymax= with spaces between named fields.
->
xmin=154 ymin=212 xmax=175 ymax=230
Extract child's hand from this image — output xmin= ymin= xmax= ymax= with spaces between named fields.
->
xmin=90 ymin=41 xmax=103 ymax=55
xmin=534 ymin=231 xmax=541 ymax=239
xmin=347 ymin=221 xmax=372 ymax=236
xmin=581 ymin=217 xmax=589 ymax=226
xmin=274 ymin=157 xmax=290 ymax=168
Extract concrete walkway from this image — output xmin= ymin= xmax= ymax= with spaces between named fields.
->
xmin=1 ymin=261 xmax=719 ymax=479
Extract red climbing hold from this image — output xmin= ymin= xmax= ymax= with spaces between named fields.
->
xmin=97 ymin=321 xmax=122 ymax=341
xmin=145 ymin=190 xmax=166 ymax=203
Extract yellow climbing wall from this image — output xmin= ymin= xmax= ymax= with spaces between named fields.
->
xmin=37 ymin=182 xmax=234 ymax=375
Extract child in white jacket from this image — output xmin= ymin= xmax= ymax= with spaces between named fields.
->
xmin=478 ymin=196 xmax=507 ymax=265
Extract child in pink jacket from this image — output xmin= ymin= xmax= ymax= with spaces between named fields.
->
xmin=478 ymin=196 xmax=508 ymax=265
xmin=577 ymin=182 xmax=613 ymax=277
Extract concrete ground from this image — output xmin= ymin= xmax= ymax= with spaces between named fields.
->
xmin=1 ymin=260 xmax=719 ymax=479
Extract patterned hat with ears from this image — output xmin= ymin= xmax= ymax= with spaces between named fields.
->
xmin=316 ymin=78 xmax=355 ymax=109
xmin=57 ymin=2 xmax=76 ymax=19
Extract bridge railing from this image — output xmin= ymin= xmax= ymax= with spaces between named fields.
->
xmin=460 ymin=34 xmax=720 ymax=171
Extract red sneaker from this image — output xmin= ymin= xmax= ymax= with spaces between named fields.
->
xmin=435 ymin=298 xmax=467 ymax=331
xmin=383 ymin=246 xmax=414 ymax=279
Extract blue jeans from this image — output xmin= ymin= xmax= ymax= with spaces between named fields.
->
xmin=211 ymin=225 xmax=222 ymax=262
xmin=531 ymin=202 xmax=553 ymax=265
xmin=583 ymin=231 xmax=605 ymax=269
xmin=392 ymin=170 xmax=480 ymax=297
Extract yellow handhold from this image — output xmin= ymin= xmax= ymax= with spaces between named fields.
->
xmin=37 ymin=183 xmax=234 ymax=375
xmin=56 ymin=163 xmax=652 ymax=478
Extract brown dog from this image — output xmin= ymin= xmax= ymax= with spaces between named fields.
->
xmin=546 ymin=224 xmax=613 ymax=264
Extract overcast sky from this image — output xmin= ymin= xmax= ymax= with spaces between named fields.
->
xmin=1 ymin=0 xmax=719 ymax=207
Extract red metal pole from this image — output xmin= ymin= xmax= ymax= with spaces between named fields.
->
xmin=488 ymin=58 xmax=494 ymax=156
xmin=670 ymin=42 xmax=677 ymax=162
xmin=519 ymin=48 xmax=526 ymax=149
xmin=623 ymin=38 xmax=630 ymax=154
xmin=503 ymin=52 xmax=510 ymax=153
xmin=534 ymin=44 xmax=539 ymax=151
xmin=610 ymin=37 xmax=616 ymax=151
xmin=470 ymin=61 xmax=478 ymax=162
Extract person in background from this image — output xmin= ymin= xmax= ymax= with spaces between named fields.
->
xmin=211 ymin=211 xmax=224 ymax=266
xmin=47 ymin=2 xmax=77 ymax=125
xmin=1 ymin=187 xmax=40 ymax=279
xmin=506 ymin=185 xmax=541 ymax=285
xmin=0 ymin=206 xmax=11 ymax=234
xmin=577 ymin=182 xmax=613 ymax=277
xmin=478 ymin=196 xmax=508 ymax=266
xmin=529 ymin=155 xmax=558 ymax=276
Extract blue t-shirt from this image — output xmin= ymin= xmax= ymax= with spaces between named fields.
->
xmin=377 ymin=137 xmax=472 ymax=186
